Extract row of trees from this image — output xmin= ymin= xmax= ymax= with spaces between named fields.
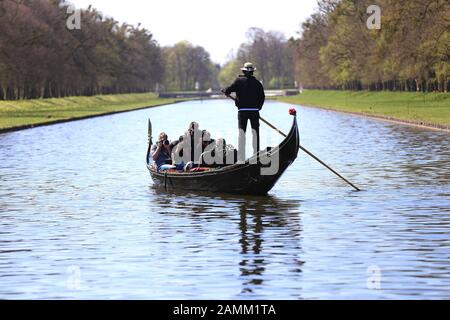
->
xmin=2 ymin=0 xmax=447 ymax=100
xmin=219 ymin=28 xmax=296 ymax=89
xmin=292 ymin=0 xmax=449 ymax=92
xmin=162 ymin=41 xmax=219 ymax=92
xmin=0 ymin=0 xmax=164 ymax=100
xmin=0 ymin=0 xmax=219 ymax=100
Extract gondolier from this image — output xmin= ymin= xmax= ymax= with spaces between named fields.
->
xmin=223 ymin=62 xmax=265 ymax=161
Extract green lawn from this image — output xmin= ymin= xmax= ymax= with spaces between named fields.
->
xmin=2 ymin=91 xmax=449 ymax=132
xmin=276 ymin=90 xmax=450 ymax=127
xmin=0 ymin=93 xmax=179 ymax=131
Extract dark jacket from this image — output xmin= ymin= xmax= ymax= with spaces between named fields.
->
xmin=224 ymin=75 xmax=265 ymax=110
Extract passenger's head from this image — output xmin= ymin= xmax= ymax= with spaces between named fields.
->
xmin=158 ymin=132 xmax=170 ymax=148
xmin=216 ymin=138 xmax=226 ymax=150
xmin=158 ymin=132 xmax=168 ymax=141
xmin=188 ymin=121 xmax=199 ymax=133
xmin=202 ymin=130 xmax=211 ymax=142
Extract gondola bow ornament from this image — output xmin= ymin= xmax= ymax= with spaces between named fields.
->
xmin=289 ymin=108 xmax=297 ymax=116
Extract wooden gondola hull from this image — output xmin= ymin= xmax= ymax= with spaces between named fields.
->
xmin=150 ymin=160 xmax=293 ymax=195
xmin=148 ymin=116 xmax=299 ymax=195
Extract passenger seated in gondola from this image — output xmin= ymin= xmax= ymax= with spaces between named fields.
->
xmin=201 ymin=130 xmax=215 ymax=152
xmin=199 ymin=138 xmax=237 ymax=167
xmin=187 ymin=121 xmax=202 ymax=161
xmin=173 ymin=122 xmax=204 ymax=169
xmin=170 ymin=135 xmax=184 ymax=153
xmin=170 ymin=135 xmax=190 ymax=170
xmin=150 ymin=132 xmax=172 ymax=171
xmin=151 ymin=132 xmax=185 ymax=172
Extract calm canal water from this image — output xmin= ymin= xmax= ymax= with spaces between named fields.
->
xmin=0 ymin=100 xmax=449 ymax=299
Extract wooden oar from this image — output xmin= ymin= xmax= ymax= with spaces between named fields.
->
xmin=259 ymin=116 xmax=361 ymax=191
xmin=222 ymin=92 xmax=361 ymax=191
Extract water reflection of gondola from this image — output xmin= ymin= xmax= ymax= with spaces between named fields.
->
xmin=236 ymin=197 xmax=304 ymax=295
xmin=150 ymin=188 xmax=304 ymax=296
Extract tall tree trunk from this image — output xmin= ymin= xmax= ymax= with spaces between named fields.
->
xmin=43 ymin=82 xmax=50 ymax=99
xmin=7 ymin=86 xmax=12 ymax=100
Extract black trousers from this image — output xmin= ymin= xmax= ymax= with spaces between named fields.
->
xmin=238 ymin=111 xmax=260 ymax=161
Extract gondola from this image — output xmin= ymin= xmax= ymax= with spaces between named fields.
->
xmin=146 ymin=112 xmax=299 ymax=195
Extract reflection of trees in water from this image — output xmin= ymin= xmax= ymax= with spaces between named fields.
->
xmin=151 ymin=188 xmax=304 ymax=296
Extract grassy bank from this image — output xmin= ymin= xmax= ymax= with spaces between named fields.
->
xmin=276 ymin=90 xmax=450 ymax=129
xmin=0 ymin=93 xmax=180 ymax=132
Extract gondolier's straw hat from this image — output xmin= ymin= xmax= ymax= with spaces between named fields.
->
xmin=241 ymin=62 xmax=256 ymax=72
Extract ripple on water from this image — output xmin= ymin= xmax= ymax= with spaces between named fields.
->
xmin=0 ymin=100 xmax=449 ymax=299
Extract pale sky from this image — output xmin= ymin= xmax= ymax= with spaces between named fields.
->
xmin=70 ymin=0 xmax=318 ymax=65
